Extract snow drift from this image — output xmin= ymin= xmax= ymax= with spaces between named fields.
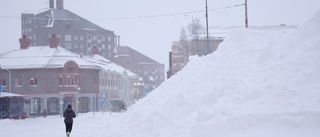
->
xmin=80 ymin=11 xmax=320 ymax=137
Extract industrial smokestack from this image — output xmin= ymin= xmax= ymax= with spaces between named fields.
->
xmin=56 ymin=0 xmax=64 ymax=9
xmin=49 ymin=0 xmax=54 ymax=9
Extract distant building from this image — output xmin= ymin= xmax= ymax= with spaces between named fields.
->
xmin=0 ymin=35 xmax=137 ymax=118
xmin=167 ymin=38 xmax=223 ymax=78
xmin=114 ymin=46 xmax=165 ymax=93
xmin=167 ymin=25 xmax=298 ymax=78
xmin=21 ymin=0 xmax=118 ymax=62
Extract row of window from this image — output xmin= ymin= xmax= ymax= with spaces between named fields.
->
xmin=0 ymin=77 xmax=36 ymax=87
xmin=1 ymin=76 xmax=131 ymax=89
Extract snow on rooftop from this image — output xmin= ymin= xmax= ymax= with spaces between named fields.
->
xmin=89 ymin=54 xmax=137 ymax=77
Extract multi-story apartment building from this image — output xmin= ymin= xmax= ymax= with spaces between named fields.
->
xmin=114 ymin=46 xmax=165 ymax=93
xmin=21 ymin=0 xmax=118 ymax=61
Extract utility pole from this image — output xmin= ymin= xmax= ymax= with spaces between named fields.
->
xmin=245 ymin=0 xmax=248 ymax=28
xmin=205 ymin=0 xmax=210 ymax=55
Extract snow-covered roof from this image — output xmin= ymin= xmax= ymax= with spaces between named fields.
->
xmin=25 ymin=9 xmax=108 ymax=31
xmin=0 ymin=46 xmax=96 ymax=69
xmin=87 ymin=54 xmax=137 ymax=77
xmin=0 ymin=45 xmax=137 ymax=77
xmin=0 ymin=92 xmax=26 ymax=98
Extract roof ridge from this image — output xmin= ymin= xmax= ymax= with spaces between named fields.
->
xmin=45 ymin=48 xmax=60 ymax=65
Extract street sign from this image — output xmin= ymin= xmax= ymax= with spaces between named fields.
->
xmin=0 ymin=85 xmax=2 ymax=95
xmin=100 ymin=101 xmax=104 ymax=106
xmin=144 ymin=89 xmax=149 ymax=96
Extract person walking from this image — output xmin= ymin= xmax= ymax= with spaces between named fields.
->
xmin=63 ymin=104 xmax=76 ymax=137
xmin=42 ymin=108 xmax=47 ymax=118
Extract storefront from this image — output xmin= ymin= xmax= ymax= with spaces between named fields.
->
xmin=0 ymin=92 xmax=26 ymax=119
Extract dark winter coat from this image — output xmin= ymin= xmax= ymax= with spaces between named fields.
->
xmin=63 ymin=108 xmax=76 ymax=123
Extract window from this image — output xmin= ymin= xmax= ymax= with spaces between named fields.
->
xmin=87 ymin=35 xmax=92 ymax=40
xmin=108 ymin=36 xmax=111 ymax=41
xmin=59 ymin=75 xmax=63 ymax=85
xmin=65 ymin=35 xmax=72 ymax=41
xmin=0 ymin=79 xmax=6 ymax=86
xmin=64 ymin=75 xmax=79 ymax=85
xmin=74 ymin=44 xmax=78 ymax=48
xmin=80 ymin=36 xmax=84 ymax=40
xmin=14 ymin=78 xmax=21 ymax=86
xmin=30 ymin=78 xmax=37 ymax=86
xmin=74 ymin=36 xmax=78 ymax=40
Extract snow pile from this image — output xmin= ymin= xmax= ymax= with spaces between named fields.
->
xmin=82 ymin=10 xmax=320 ymax=137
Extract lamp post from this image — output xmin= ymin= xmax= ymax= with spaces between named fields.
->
xmin=133 ymin=77 xmax=144 ymax=101
xmin=75 ymin=86 xmax=80 ymax=117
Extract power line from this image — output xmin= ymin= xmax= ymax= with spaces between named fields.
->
xmin=0 ymin=3 xmax=244 ymax=21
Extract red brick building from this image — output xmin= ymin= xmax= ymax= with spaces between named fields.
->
xmin=0 ymin=36 xmax=136 ymax=117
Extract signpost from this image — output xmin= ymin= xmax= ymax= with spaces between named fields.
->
xmin=0 ymin=85 xmax=2 ymax=95
xmin=144 ymin=89 xmax=149 ymax=96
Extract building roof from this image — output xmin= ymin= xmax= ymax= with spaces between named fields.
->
xmin=0 ymin=92 xmax=26 ymax=98
xmin=0 ymin=46 xmax=95 ymax=69
xmin=24 ymin=9 xmax=111 ymax=32
xmin=116 ymin=46 xmax=160 ymax=64
xmin=87 ymin=54 xmax=137 ymax=77
xmin=0 ymin=46 xmax=137 ymax=77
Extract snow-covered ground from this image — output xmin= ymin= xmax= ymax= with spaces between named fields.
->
xmin=1 ymin=10 xmax=320 ymax=137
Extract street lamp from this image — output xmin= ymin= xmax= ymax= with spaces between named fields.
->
xmin=75 ymin=86 xmax=80 ymax=117
xmin=133 ymin=77 xmax=145 ymax=100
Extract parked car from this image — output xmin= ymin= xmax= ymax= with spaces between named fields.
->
xmin=110 ymin=100 xmax=127 ymax=112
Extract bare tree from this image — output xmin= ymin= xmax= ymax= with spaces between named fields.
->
xmin=179 ymin=27 xmax=189 ymax=60
xmin=187 ymin=18 xmax=204 ymax=56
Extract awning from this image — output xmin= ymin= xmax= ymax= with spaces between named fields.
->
xmin=0 ymin=92 xmax=27 ymax=98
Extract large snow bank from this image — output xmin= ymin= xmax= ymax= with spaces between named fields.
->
xmin=83 ymin=10 xmax=320 ymax=137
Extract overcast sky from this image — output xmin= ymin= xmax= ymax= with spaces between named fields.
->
xmin=0 ymin=0 xmax=319 ymax=71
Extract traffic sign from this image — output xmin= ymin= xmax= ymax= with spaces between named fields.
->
xmin=100 ymin=101 xmax=104 ymax=106
xmin=144 ymin=89 xmax=149 ymax=96
xmin=0 ymin=85 xmax=2 ymax=95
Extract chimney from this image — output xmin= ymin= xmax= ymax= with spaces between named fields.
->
xmin=91 ymin=46 xmax=100 ymax=55
xmin=19 ymin=35 xmax=31 ymax=49
xmin=49 ymin=34 xmax=60 ymax=48
xmin=49 ymin=0 xmax=55 ymax=9
xmin=56 ymin=0 xmax=64 ymax=9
